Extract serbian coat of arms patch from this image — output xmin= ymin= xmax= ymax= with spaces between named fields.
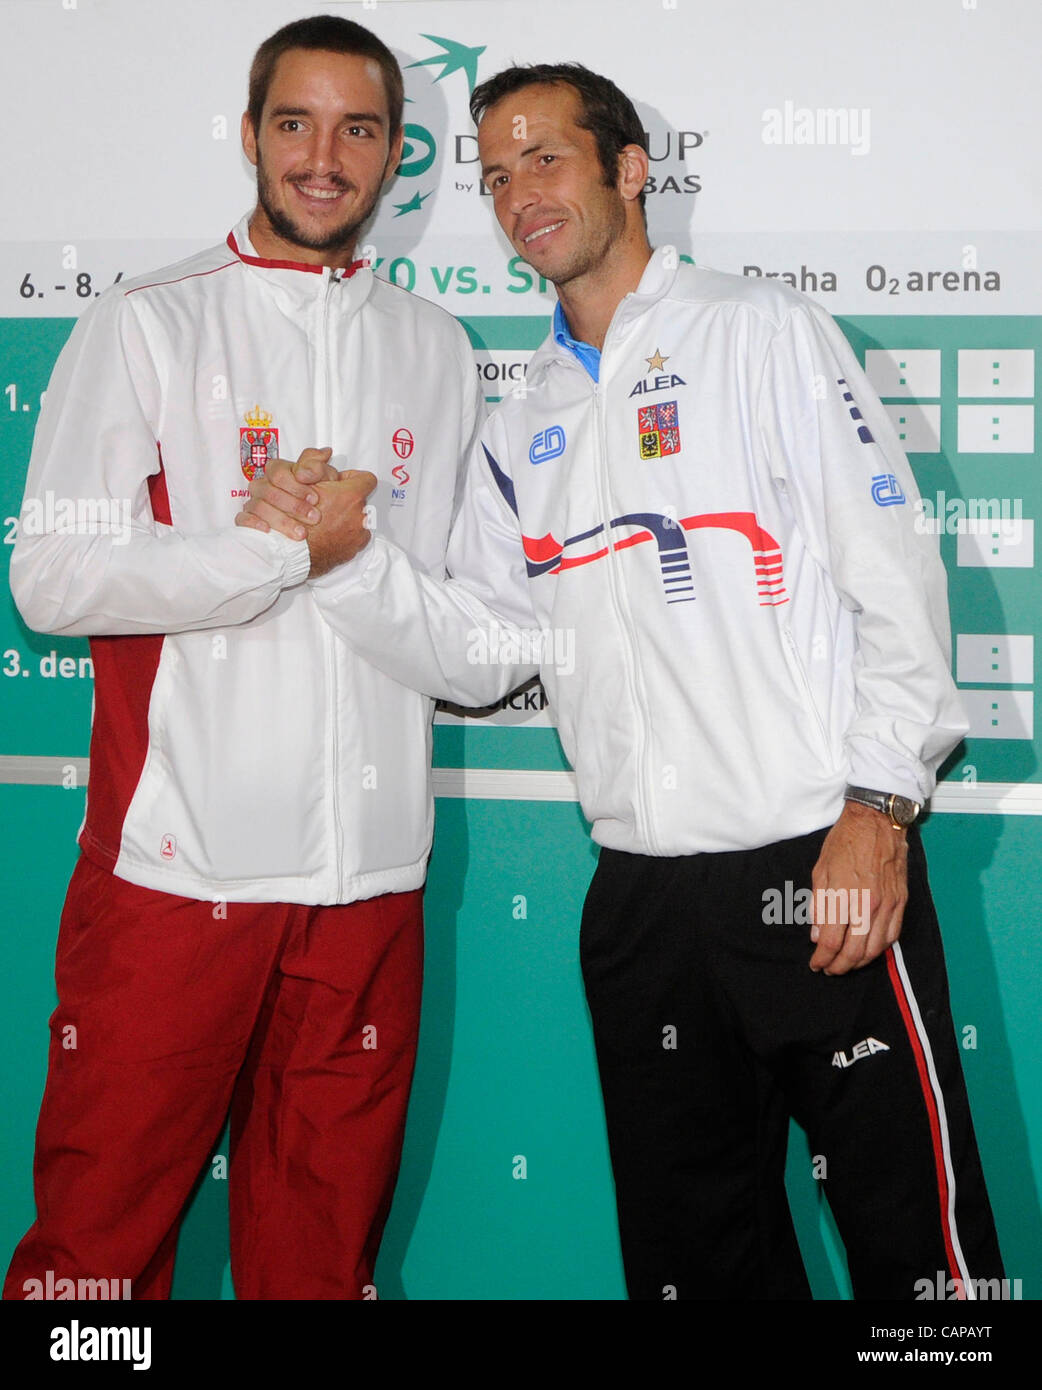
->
xmin=239 ymin=406 xmax=279 ymax=480
xmin=637 ymin=400 xmax=681 ymax=459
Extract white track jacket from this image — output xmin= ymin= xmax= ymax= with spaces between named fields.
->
xmin=311 ymin=249 xmax=968 ymax=855
xmin=10 ymin=214 xmax=495 ymax=902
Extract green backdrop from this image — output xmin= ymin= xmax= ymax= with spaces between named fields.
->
xmin=1 ymin=314 xmax=1039 ymax=1299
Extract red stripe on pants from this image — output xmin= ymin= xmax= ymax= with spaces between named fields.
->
xmin=3 ymin=857 xmax=423 ymax=1300
xmin=884 ymin=948 xmax=964 ymax=1298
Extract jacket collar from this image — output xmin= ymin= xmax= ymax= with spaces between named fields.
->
xmin=529 ymin=245 xmax=683 ymax=380
xmin=613 ymin=243 xmax=683 ymax=324
xmin=225 ymin=212 xmax=374 ymax=314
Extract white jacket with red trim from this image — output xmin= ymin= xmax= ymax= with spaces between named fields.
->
xmin=10 ymin=213 xmax=500 ymax=903
xmin=310 ymin=248 xmax=968 ymax=856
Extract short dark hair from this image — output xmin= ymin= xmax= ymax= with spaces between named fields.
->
xmin=247 ymin=15 xmax=404 ymax=139
xmin=470 ymin=62 xmax=647 ymax=213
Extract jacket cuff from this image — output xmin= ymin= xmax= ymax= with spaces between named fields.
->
xmin=306 ymin=537 xmax=381 ymax=595
xmin=266 ymin=531 xmax=312 ymax=586
xmin=845 ymin=736 xmax=933 ymax=804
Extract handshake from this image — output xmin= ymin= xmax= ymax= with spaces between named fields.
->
xmin=234 ymin=447 xmax=375 ymax=578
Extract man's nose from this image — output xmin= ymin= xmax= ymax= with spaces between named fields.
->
xmin=506 ymin=171 xmax=539 ymax=218
xmin=305 ymin=128 xmax=343 ymax=176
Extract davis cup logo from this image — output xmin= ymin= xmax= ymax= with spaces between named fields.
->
xmin=240 ymin=406 xmax=279 ymax=480
xmin=392 ymin=427 xmax=415 ymax=459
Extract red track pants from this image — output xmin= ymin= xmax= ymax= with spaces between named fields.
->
xmin=4 ymin=855 xmax=423 ymax=1300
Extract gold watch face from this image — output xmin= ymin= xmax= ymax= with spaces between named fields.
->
xmin=891 ymin=795 xmax=920 ymax=826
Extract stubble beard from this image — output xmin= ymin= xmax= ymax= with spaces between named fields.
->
xmin=255 ymin=152 xmax=383 ymax=256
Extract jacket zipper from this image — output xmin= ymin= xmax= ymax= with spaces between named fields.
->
xmin=589 ymin=349 xmax=662 ymax=855
xmin=318 ymin=267 xmax=345 ymax=895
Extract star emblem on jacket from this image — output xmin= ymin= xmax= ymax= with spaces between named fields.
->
xmin=645 ymin=348 xmax=670 ymax=373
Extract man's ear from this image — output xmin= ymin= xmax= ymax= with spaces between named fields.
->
xmin=617 ymin=143 xmax=649 ymax=205
xmin=383 ymin=125 xmax=406 ymax=184
xmin=241 ymin=112 xmax=258 ymax=168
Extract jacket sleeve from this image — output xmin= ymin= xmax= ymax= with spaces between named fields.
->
xmin=9 ymin=287 xmax=310 ymax=637
xmin=309 ymin=390 xmax=542 ymax=706
xmin=757 ymin=299 xmax=967 ymax=802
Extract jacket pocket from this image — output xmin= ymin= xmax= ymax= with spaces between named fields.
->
xmin=782 ymin=626 xmax=832 ymax=763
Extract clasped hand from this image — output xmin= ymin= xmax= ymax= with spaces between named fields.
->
xmin=234 ymin=447 xmax=376 ymax=578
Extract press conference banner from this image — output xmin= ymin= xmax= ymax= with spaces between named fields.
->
xmin=1 ymin=0 xmax=1038 ymax=782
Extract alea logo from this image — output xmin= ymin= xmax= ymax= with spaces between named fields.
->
xmin=832 ymin=1037 xmax=890 ymax=1069
xmin=631 ymin=349 xmax=687 ymax=397
xmin=529 ymin=426 xmax=566 ymax=465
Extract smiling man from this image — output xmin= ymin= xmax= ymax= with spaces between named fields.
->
xmin=3 ymin=15 xmax=505 ymax=1301
xmin=244 ymin=61 xmax=1005 ymax=1302
xmin=244 ymin=43 xmax=391 ymax=256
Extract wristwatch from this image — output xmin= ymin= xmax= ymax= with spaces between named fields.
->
xmin=844 ymin=784 xmax=921 ymax=829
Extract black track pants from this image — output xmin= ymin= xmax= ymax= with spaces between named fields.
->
xmin=579 ymin=826 xmax=1004 ymax=1300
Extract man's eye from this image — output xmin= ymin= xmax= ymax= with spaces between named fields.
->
xmin=538 ymin=154 xmax=556 ymax=166
xmin=280 ymin=120 xmax=303 ymax=132
xmin=489 ymin=174 xmax=508 ymax=190
xmin=347 ymin=126 xmax=373 ymax=138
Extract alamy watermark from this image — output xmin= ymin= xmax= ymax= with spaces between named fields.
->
xmin=914 ymin=492 xmax=1023 ymax=539
xmin=762 ymin=881 xmax=871 ymax=932
xmin=20 ymin=491 xmax=132 ymax=546
xmin=914 ymin=1270 xmax=1022 ymax=1301
xmin=23 ymin=1270 xmax=131 ymax=1299
xmin=466 ymin=622 xmax=575 ymax=677
xmin=761 ymin=101 xmax=871 ymax=157
xmin=50 ymin=1320 xmax=151 ymax=1370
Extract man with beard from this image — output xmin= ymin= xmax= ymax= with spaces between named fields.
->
xmin=243 ymin=64 xmax=1004 ymax=1300
xmin=4 ymin=16 xmax=520 ymax=1301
